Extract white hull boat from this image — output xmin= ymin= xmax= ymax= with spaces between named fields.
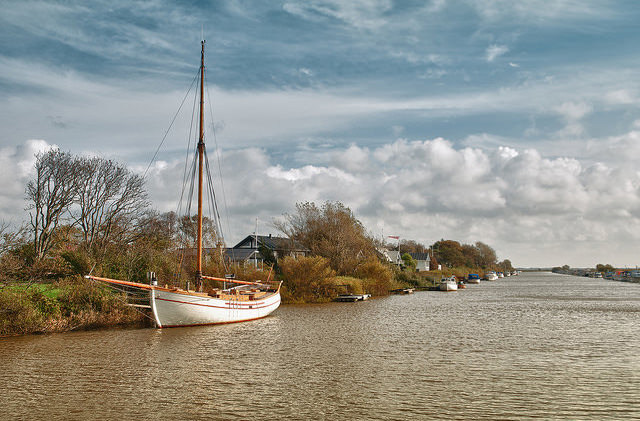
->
xmin=439 ymin=277 xmax=458 ymax=291
xmin=87 ymin=41 xmax=281 ymax=328
xmin=485 ymin=271 xmax=498 ymax=281
xmin=152 ymin=287 xmax=281 ymax=327
xmin=89 ymin=276 xmax=281 ymax=328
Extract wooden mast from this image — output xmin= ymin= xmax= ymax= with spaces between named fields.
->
xmin=195 ymin=39 xmax=205 ymax=291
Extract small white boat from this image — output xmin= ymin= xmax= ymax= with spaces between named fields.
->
xmin=336 ymin=293 xmax=371 ymax=302
xmin=497 ymin=272 xmax=504 ymax=278
xmin=439 ymin=276 xmax=458 ymax=291
xmin=485 ymin=271 xmax=498 ymax=281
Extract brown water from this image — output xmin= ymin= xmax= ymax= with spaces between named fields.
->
xmin=1 ymin=272 xmax=639 ymax=420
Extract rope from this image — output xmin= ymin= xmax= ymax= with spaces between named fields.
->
xmin=88 ymin=278 xmax=156 ymax=322
xmin=143 ymin=70 xmax=200 ymax=179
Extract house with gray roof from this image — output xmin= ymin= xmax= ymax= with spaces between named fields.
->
xmin=408 ymin=252 xmax=430 ymax=272
xmin=225 ymin=234 xmax=308 ymax=267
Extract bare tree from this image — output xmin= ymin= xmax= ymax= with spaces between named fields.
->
xmin=177 ymin=215 xmax=219 ymax=248
xmin=275 ymin=201 xmax=378 ymax=275
xmin=26 ymin=150 xmax=80 ymax=259
xmin=73 ymin=157 xmax=149 ymax=253
xmin=0 ymin=221 xmax=24 ymax=257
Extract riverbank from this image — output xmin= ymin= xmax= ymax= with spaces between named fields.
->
xmin=0 ymin=279 xmax=148 ymax=337
xmin=1 ymin=266 xmax=503 ymax=337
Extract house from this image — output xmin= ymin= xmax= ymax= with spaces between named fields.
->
xmin=408 ymin=252 xmax=430 ymax=272
xmin=225 ymin=234 xmax=308 ymax=267
xmin=378 ymin=248 xmax=403 ymax=265
xmin=378 ymin=248 xmax=431 ymax=272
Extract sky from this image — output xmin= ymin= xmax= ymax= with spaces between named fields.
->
xmin=1 ymin=0 xmax=640 ymax=268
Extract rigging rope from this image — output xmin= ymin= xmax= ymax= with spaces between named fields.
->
xmin=143 ymin=70 xmax=200 ymax=179
xmin=89 ymin=279 xmax=156 ymax=322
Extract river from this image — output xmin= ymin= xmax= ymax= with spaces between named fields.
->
xmin=1 ymin=272 xmax=639 ymax=420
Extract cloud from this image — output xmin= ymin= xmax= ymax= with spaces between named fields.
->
xmin=138 ymin=134 xmax=640 ymax=266
xmin=554 ymin=101 xmax=592 ymax=137
xmin=605 ymin=89 xmax=636 ymax=105
xmin=0 ymin=139 xmax=56 ymax=224
xmin=4 ymin=133 xmax=640 ymax=267
xmin=470 ymin=0 xmax=616 ymax=24
xmin=283 ymin=0 xmax=393 ymax=30
xmin=486 ymin=44 xmax=509 ymax=62
xmin=555 ymin=101 xmax=592 ymax=121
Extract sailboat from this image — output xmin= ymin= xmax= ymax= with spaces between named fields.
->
xmin=86 ymin=40 xmax=282 ymax=328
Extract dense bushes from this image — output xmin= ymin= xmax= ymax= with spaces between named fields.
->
xmin=279 ymin=255 xmax=337 ymax=303
xmin=277 ymin=255 xmax=399 ymax=303
xmin=355 ymin=257 xmax=397 ymax=296
xmin=0 ymin=279 xmax=146 ymax=336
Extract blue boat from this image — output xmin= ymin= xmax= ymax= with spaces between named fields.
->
xmin=467 ymin=273 xmax=481 ymax=284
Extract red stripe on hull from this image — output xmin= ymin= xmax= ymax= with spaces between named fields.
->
xmin=159 ymin=315 xmax=271 ymax=328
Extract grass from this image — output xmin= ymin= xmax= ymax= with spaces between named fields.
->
xmin=0 ymin=278 xmax=149 ymax=337
xmin=4 ymin=282 xmax=63 ymax=299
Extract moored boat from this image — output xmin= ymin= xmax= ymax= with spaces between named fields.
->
xmin=336 ymin=293 xmax=371 ymax=302
xmin=466 ymin=273 xmax=481 ymax=284
xmin=613 ymin=271 xmax=631 ymax=282
xmin=484 ymin=271 xmax=498 ymax=281
xmin=86 ymin=40 xmax=281 ymax=328
xmin=439 ymin=276 xmax=458 ymax=291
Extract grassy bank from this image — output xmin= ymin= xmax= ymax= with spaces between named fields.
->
xmin=1 ymin=264 xmax=499 ymax=336
xmin=0 ymin=278 xmax=148 ymax=337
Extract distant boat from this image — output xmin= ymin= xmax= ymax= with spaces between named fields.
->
xmin=613 ymin=271 xmax=631 ymax=282
xmin=497 ymin=272 xmax=504 ymax=278
xmin=485 ymin=271 xmax=498 ymax=281
xmin=336 ymin=293 xmax=371 ymax=302
xmin=467 ymin=274 xmax=481 ymax=284
xmin=87 ymin=40 xmax=281 ymax=328
xmin=439 ymin=276 xmax=458 ymax=291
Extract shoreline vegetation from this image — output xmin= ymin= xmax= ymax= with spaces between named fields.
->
xmin=0 ymin=265 xmax=496 ymax=337
xmin=1 ymin=151 xmax=516 ymax=337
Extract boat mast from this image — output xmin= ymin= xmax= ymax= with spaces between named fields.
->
xmin=195 ymin=39 xmax=205 ymax=291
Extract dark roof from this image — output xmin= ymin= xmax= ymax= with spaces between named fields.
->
xmin=408 ymin=252 xmax=430 ymax=261
xmin=232 ymin=235 xmax=308 ymax=251
xmin=224 ymin=248 xmax=260 ymax=261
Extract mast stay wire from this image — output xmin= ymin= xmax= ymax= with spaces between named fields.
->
xmin=176 ymin=73 xmax=200 ymax=219
xmin=203 ymin=147 xmax=225 ymax=244
xmin=143 ymin=70 xmax=200 ymax=179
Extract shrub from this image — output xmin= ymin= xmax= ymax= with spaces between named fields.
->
xmin=279 ymin=255 xmax=336 ymax=303
xmin=60 ymin=249 xmax=92 ymax=275
xmin=355 ymin=257 xmax=396 ymax=296
xmin=28 ymin=288 xmax=61 ymax=317
xmin=333 ymin=276 xmax=364 ymax=294
xmin=0 ymin=289 xmax=44 ymax=336
xmin=57 ymin=278 xmax=121 ymax=315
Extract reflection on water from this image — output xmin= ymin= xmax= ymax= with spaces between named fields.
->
xmin=1 ymin=272 xmax=639 ymax=420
